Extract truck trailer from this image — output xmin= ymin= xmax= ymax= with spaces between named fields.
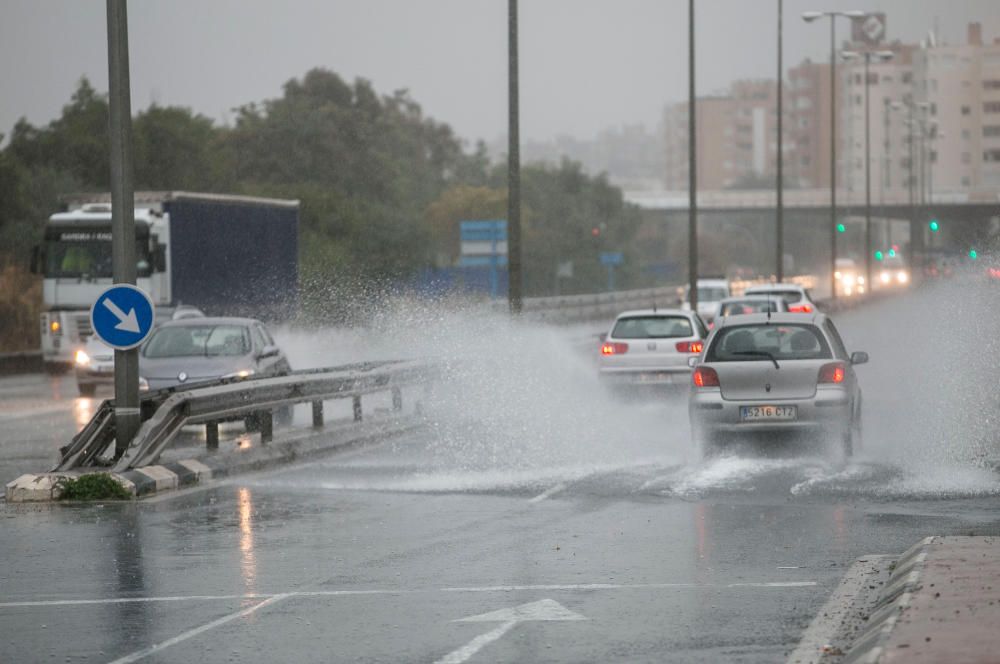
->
xmin=32 ymin=191 xmax=299 ymax=371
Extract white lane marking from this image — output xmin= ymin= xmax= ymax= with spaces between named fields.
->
xmin=435 ymin=600 xmax=587 ymax=664
xmin=1 ymin=580 xmax=819 ymax=610
xmin=105 ymin=593 xmax=292 ymax=664
xmin=435 ymin=620 xmax=518 ymax=664
xmin=528 ymin=482 xmax=568 ymax=503
xmin=785 ymin=555 xmax=892 ymax=664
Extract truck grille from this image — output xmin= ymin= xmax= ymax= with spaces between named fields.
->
xmin=75 ymin=314 xmax=93 ymax=339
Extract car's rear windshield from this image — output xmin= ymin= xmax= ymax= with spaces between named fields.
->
xmin=706 ymin=324 xmax=831 ymax=362
xmin=143 ymin=325 xmax=251 ymax=358
xmin=612 ymin=316 xmax=693 ymax=339
xmin=720 ymin=300 xmax=780 ymax=316
xmin=749 ymin=289 xmax=803 ymax=304
xmin=698 ymin=287 xmax=728 ymax=302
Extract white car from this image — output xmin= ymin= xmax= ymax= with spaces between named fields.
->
xmin=712 ymin=295 xmax=789 ymax=324
xmin=743 ymin=284 xmax=816 ymax=313
xmin=682 ymin=278 xmax=731 ymax=323
xmin=599 ymin=309 xmax=708 ymax=388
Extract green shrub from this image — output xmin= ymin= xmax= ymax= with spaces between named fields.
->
xmin=57 ymin=473 xmax=132 ymax=501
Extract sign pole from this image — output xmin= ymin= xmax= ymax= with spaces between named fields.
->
xmin=507 ymin=0 xmax=523 ymax=314
xmin=107 ymin=0 xmax=140 ymax=457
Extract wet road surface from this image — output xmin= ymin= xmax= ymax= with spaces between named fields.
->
xmin=2 ymin=279 xmax=999 ymax=663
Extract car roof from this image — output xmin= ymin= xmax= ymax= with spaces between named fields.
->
xmin=156 ymin=316 xmax=261 ymax=328
xmin=614 ymin=308 xmax=692 ymax=319
xmin=713 ymin=312 xmax=823 ymax=328
xmin=719 ymin=295 xmax=782 ymax=303
xmin=744 ymin=283 xmax=805 ymax=292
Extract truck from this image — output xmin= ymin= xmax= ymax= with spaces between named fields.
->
xmin=31 ymin=191 xmax=299 ymax=372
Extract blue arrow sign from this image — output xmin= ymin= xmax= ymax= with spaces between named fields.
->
xmin=90 ymin=284 xmax=155 ymax=350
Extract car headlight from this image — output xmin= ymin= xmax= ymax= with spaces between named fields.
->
xmin=858 ymin=276 xmax=865 ymax=285
xmin=880 ymin=271 xmax=891 ymax=284
xmin=222 ymin=369 xmax=256 ymax=380
xmin=74 ymin=349 xmax=90 ymax=366
xmin=897 ymin=271 xmax=909 ymax=284
xmin=138 ymin=376 xmax=149 ymax=392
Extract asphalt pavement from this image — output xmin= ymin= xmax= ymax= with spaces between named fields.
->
xmin=2 ymin=277 xmax=999 ymax=663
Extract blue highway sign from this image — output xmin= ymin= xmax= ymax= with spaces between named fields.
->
xmin=90 ymin=284 xmax=155 ymax=350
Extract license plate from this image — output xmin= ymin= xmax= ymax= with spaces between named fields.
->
xmin=639 ymin=373 xmax=671 ymax=384
xmin=740 ymin=405 xmax=797 ymax=421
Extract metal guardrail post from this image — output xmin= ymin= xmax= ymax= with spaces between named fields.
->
xmin=206 ymin=422 xmax=219 ymax=450
xmin=260 ymin=411 xmax=273 ymax=444
xmin=312 ymin=400 xmax=324 ymax=428
xmin=392 ymin=387 xmax=403 ymax=411
xmin=353 ymin=396 xmax=362 ymax=422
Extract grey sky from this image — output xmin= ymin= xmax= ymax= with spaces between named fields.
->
xmin=1 ymin=1 xmax=999 ymax=147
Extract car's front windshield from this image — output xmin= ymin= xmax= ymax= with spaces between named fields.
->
xmin=612 ymin=316 xmax=693 ymax=339
xmin=143 ymin=325 xmax=251 ymax=358
xmin=707 ymin=324 xmax=831 ymax=362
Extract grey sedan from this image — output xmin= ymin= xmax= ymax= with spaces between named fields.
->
xmin=688 ymin=312 xmax=867 ymax=457
xmin=139 ymin=317 xmax=290 ymax=391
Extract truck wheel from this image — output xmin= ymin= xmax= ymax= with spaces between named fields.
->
xmin=77 ymin=383 xmax=97 ymax=397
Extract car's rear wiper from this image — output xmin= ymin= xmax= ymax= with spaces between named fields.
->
xmin=732 ymin=350 xmax=780 ymax=369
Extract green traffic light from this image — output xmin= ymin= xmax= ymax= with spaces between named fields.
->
xmin=969 ymin=249 xmax=978 ymax=260
xmin=836 ymin=223 xmax=846 ymax=233
xmin=874 ymin=250 xmax=884 ymax=261
xmin=929 ymin=220 xmax=939 ymax=232
xmin=888 ymin=248 xmax=897 ymax=258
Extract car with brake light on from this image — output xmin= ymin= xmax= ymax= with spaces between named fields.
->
xmin=599 ymin=309 xmax=708 ymax=390
xmin=743 ymin=283 xmax=816 ymax=313
xmin=712 ymin=295 xmax=788 ymax=324
xmin=688 ymin=312 xmax=867 ymax=458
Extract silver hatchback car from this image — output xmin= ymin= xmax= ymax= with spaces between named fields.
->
xmin=599 ymin=309 xmax=708 ymax=388
xmin=688 ymin=312 xmax=867 ymax=457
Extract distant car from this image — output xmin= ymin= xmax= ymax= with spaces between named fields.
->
xmin=74 ymin=306 xmax=206 ymax=396
xmin=834 ymin=258 xmax=865 ymax=296
xmin=139 ymin=317 xmax=290 ymax=392
xmin=877 ymin=255 xmax=910 ymax=287
xmin=712 ymin=295 xmax=788 ymax=323
xmin=743 ymin=283 xmax=816 ymax=313
xmin=682 ymin=278 xmax=731 ymax=323
xmin=688 ymin=312 xmax=867 ymax=458
xmin=599 ymin=309 xmax=708 ymax=388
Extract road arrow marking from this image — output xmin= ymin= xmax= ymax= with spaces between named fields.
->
xmin=103 ymin=297 xmax=141 ymax=333
xmin=434 ymin=599 xmax=586 ymax=664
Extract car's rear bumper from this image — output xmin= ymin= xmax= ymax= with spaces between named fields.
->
xmin=689 ymin=388 xmax=850 ymax=433
xmin=599 ymin=366 xmax=692 ymax=386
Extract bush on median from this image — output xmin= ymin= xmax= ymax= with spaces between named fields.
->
xmin=57 ymin=474 xmax=132 ymax=501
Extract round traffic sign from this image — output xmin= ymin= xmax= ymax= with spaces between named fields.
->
xmin=90 ymin=284 xmax=156 ymax=350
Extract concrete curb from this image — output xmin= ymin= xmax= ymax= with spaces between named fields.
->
xmin=5 ymin=415 xmax=424 ymax=502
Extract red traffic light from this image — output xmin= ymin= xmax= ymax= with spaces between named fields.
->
xmin=591 ymin=227 xmax=600 ymax=237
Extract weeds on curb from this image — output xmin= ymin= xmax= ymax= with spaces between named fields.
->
xmin=57 ymin=474 xmax=132 ymax=501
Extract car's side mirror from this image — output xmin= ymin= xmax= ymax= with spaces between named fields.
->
xmin=850 ymin=351 xmax=869 ymax=365
xmin=258 ymin=345 xmax=280 ymax=359
xmin=687 ymin=356 xmax=699 ymax=369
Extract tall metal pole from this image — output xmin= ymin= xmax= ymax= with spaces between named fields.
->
xmin=828 ymin=16 xmax=838 ymax=301
xmin=776 ymin=0 xmax=784 ymax=281
xmin=507 ymin=0 xmax=523 ymax=314
xmin=687 ymin=0 xmax=698 ymax=311
xmin=863 ymin=53 xmax=872 ymax=291
xmin=106 ymin=0 xmax=139 ymax=458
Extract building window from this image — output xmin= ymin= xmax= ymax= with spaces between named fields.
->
xmin=985 ymin=126 xmax=1000 ymax=137
xmin=962 ymin=105 xmax=971 ymax=115
xmin=983 ymin=149 xmax=1000 ymax=162
xmin=964 ymin=129 xmax=972 ymax=139
xmin=856 ymin=95 xmax=862 ymax=106
xmin=930 ymin=103 xmax=937 ymax=115
xmin=984 ymin=102 xmax=1000 ymax=114
xmin=930 ymin=151 xmax=937 ymax=163
xmin=962 ymin=153 xmax=971 ymax=164
xmin=902 ymin=72 xmax=912 ymax=84
xmin=984 ymin=80 xmax=1000 ymax=90
xmin=961 ymin=176 xmax=971 ymax=186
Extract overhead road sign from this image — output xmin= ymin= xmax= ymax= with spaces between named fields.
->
xmin=90 ymin=284 xmax=155 ymax=350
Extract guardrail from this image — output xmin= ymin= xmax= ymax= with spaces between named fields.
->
xmin=53 ymin=359 xmax=436 ymax=473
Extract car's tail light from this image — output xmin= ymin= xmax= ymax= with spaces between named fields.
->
xmin=601 ymin=342 xmax=629 ymax=355
xmin=692 ymin=366 xmax=720 ymax=387
xmin=818 ymin=362 xmax=846 ymax=384
xmin=675 ymin=341 xmax=704 ymax=353
xmin=789 ymin=303 xmax=813 ymax=313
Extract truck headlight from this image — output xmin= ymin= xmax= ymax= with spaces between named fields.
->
xmin=50 ymin=320 xmax=61 ymax=334
xmin=74 ymin=349 xmax=90 ymax=366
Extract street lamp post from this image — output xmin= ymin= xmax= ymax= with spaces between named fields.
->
xmin=802 ymin=9 xmax=867 ymax=300
xmin=776 ymin=0 xmax=784 ymax=281
xmin=842 ymin=49 xmax=894 ymax=292
xmin=687 ymin=0 xmax=698 ymax=312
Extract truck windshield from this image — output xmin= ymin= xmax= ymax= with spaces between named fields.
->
xmin=45 ymin=239 xmax=152 ymax=278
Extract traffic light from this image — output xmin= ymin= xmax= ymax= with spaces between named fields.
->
xmin=969 ymin=249 xmax=978 ymax=260
xmin=929 ymin=219 xmax=939 ymax=232
xmin=874 ymin=250 xmax=884 ymax=261
xmin=591 ymin=227 xmax=600 ymax=238
xmin=836 ymin=223 xmax=846 ymax=233
xmin=888 ymin=248 xmax=897 ymax=258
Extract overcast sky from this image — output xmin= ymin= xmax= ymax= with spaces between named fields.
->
xmin=2 ymin=1 xmax=999 ymax=147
